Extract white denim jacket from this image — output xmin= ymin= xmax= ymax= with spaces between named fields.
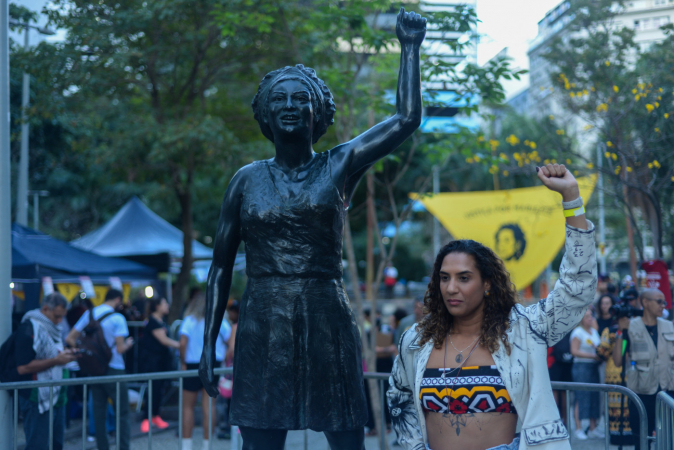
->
xmin=387 ymin=222 xmax=597 ymax=450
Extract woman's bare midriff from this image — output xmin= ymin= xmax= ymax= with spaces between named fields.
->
xmin=425 ymin=411 xmax=518 ymax=450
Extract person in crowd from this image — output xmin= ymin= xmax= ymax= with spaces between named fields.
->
xmin=596 ymin=293 xmax=616 ymax=336
xmin=388 ymin=164 xmax=596 ymax=450
xmin=570 ymin=308 xmax=604 ymax=440
xmin=138 ymin=297 xmax=180 ymax=433
xmin=384 ymin=261 xmax=399 ymax=298
xmin=597 ymin=313 xmax=639 ymax=446
xmin=594 ymin=273 xmax=611 ymax=302
xmin=179 ymin=293 xmax=231 ymax=450
xmin=67 ymin=288 xmax=134 ymax=450
xmin=548 ymin=331 xmax=573 ymax=426
xmin=15 ymin=293 xmax=78 ymax=450
xmin=613 ymin=288 xmax=674 ymax=448
xmin=395 ymin=298 xmax=424 ymax=347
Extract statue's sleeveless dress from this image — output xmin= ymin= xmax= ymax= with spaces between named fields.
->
xmin=230 ymin=151 xmax=368 ymax=431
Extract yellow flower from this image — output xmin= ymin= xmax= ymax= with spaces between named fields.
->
xmin=544 ymin=159 xmax=550 ymax=165
xmin=655 ymin=127 xmax=660 ymax=132
xmin=596 ymin=103 xmax=608 ymax=112
xmin=646 ymin=104 xmax=655 ymax=112
xmin=605 ymin=151 xmax=611 ymax=158
xmin=654 ymin=160 xmax=661 ymax=168
xmin=549 ymin=115 xmax=555 ymax=120
xmin=665 ymin=113 xmax=670 ymax=119
xmin=551 ymin=159 xmax=557 ymax=164
xmin=626 ymin=166 xmax=633 ymax=172
xmin=574 ymin=170 xmax=579 ymax=175
xmin=477 ymin=135 xmax=485 ymax=142
xmin=606 ymin=141 xmax=614 ymax=148
xmin=506 ymin=134 xmax=520 ymax=146
xmin=659 ymin=87 xmax=664 ymax=93
xmin=584 ymin=124 xmax=594 ymax=130
xmin=570 ymin=92 xmax=576 ymax=98
xmin=635 ymin=94 xmax=641 ymax=101
xmin=639 ymin=83 xmax=645 ymax=90
xmin=655 ymin=102 xmax=660 ymax=108
xmin=671 ymin=176 xmax=674 ymax=182
xmin=489 ymin=165 xmax=499 ymax=174
xmin=499 ymin=153 xmax=509 ymax=160
xmin=586 ymin=162 xmax=594 ymax=169
xmin=613 ymin=86 xmax=619 ymax=92
xmin=466 ymin=157 xmax=474 ymax=163
xmin=605 ymin=61 xmax=611 ymax=66
xmin=474 ymin=155 xmax=481 ymax=162
xmin=648 ymin=162 xmax=654 ymax=169
xmin=571 ymin=83 xmax=576 ymax=88
xmin=658 ymin=96 xmax=662 ymax=100
xmin=591 ymin=86 xmax=596 ymax=91
xmin=632 ymin=89 xmax=638 ymax=94
xmin=540 ymin=86 xmax=545 ymax=91
xmin=566 ymin=159 xmax=572 ymax=164
xmin=489 ymin=140 xmax=500 ymax=152
xmin=503 ymin=170 xmax=509 ymax=177
xmin=556 ymin=129 xmax=565 ymax=135
xmin=611 ymin=153 xmax=618 ymax=161
xmin=615 ymin=166 xmax=621 ymax=175
xmin=529 ymin=141 xmax=537 ymax=149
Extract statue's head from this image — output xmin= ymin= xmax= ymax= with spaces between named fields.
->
xmin=252 ymin=64 xmax=336 ymax=144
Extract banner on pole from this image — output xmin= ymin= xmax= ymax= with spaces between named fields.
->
xmin=413 ymin=175 xmax=597 ymax=290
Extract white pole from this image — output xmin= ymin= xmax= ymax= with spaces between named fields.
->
xmin=432 ymin=165 xmax=440 ymax=256
xmin=597 ymin=143 xmax=607 ymax=273
xmin=1 ymin=0 xmax=15 ymax=446
xmin=16 ymin=27 xmax=29 ymax=225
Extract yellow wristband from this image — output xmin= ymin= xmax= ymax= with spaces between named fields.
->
xmin=563 ymin=206 xmax=585 ymax=217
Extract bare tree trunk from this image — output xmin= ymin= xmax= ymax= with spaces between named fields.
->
xmin=169 ymin=185 xmax=193 ymax=323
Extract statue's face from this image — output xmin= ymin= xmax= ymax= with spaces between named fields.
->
xmin=267 ymin=79 xmax=314 ymax=140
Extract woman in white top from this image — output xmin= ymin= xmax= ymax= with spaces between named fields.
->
xmin=179 ymin=294 xmax=231 ymax=450
xmin=570 ymin=308 xmax=603 ymax=440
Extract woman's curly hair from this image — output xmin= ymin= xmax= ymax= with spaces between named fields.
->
xmin=416 ymin=239 xmax=519 ymax=355
xmin=251 ymin=64 xmax=336 ymax=144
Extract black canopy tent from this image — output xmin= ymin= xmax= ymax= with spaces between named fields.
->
xmin=11 ymin=223 xmax=157 ymax=310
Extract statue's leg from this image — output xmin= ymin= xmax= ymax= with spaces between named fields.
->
xmin=239 ymin=427 xmax=288 ymax=450
xmin=324 ymin=428 xmax=365 ymax=450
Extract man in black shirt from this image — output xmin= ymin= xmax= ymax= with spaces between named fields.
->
xmin=15 ymin=293 xmax=77 ymax=450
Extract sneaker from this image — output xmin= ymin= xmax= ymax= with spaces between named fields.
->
xmin=588 ymin=427 xmax=605 ymax=439
xmin=140 ymin=419 xmax=150 ymax=433
xmin=217 ymin=429 xmax=231 ymax=440
xmin=87 ymin=436 xmax=95 ymax=442
xmin=574 ymin=429 xmax=588 ymax=440
xmin=151 ymin=416 xmax=169 ymax=429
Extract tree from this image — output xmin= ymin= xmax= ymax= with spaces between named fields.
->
xmin=542 ymin=0 xmax=674 ymax=265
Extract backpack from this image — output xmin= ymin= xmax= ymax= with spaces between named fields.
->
xmin=76 ymin=309 xmax=115 ymax=376
xmin=0 ymin=330 xmax=20 ymax=383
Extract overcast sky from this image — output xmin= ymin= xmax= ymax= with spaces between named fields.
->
xmin=475 ymin=0 xmax=564 ymax=98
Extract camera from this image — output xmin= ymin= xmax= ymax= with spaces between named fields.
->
xmin=609 ymin=288 xmax=643 ymax=319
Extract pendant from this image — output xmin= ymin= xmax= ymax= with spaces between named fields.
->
xmin=455 ymin=353 xmax=463 ymax=363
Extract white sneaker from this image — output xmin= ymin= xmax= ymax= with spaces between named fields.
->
xmin=588 ymin=427 xmax=605 ymax=439
xmin=574 ymin=429 xmax=588 ymax=440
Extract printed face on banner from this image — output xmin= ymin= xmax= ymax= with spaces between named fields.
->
xmin=414 ymin=175 xmax=597 ymax=290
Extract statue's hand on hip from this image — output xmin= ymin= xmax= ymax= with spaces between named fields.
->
xmin=199 ymin=346 xmax=219 ymax=398
xmin=396 ymin=7 xmax=427 ymax=47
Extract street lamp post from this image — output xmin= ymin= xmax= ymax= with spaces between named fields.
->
xmin=10 ymin=19 xmax=54 ymax=226
xmin=28 ymin=190 xmax=48 ymax=230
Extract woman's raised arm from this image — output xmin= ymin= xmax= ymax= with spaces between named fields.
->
xmin=331 ymin=8 xmax=426 ymax=201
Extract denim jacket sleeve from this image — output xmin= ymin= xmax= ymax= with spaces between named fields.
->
xmin=387 ymin=329 xmax=426 ymax=450
xmin=513 ymin=221 xmax=597 ymax=347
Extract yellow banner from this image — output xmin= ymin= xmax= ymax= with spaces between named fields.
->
xmin=55 ymin=283 xmax=131 ymax=306
xmin=414 ymin=175 xmax=597 ymax=289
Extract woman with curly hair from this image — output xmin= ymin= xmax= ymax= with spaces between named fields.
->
xmin=198 ymin=8 xmax=427 ymax=450
xmin=388 ymin=164 xmax=597 ymax=450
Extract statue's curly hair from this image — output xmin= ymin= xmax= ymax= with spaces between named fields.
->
xmin=416 ymin=239 xmax=519 ymax=355
xmin=251 ymin=64 xmax=336 ymax=144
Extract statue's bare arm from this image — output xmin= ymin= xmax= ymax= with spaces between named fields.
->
xmin=199 ymin=167 xmax=247 ymax=396
xmin=330 ymin=8 xmax=427 ymax=202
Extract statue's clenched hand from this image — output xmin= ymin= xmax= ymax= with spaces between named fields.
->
xmin=396 ymin=7 xmax=427 ymax=47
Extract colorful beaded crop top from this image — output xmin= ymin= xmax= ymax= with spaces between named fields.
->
xmin=419 ymin=365 xmax=517 ymax=415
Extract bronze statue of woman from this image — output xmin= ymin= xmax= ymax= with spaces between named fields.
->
xmin=199 ymin=8 xmax=426 ymax=449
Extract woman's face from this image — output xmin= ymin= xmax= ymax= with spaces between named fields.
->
xmin=439 ymin=252 xmax=490 ymax=321
xmin=159 ymin=299 xmax=169 ymax=316
xmin=599 ymin=296 xmax=613 ymax=315
xmin=495 ymin=228 xmax=517 ymax=260
xmin=267 ymin=79 xmax=314 ymax=140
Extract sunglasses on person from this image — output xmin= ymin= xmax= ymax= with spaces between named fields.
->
xmin=647 ymin=298 xmax=667 ymax=306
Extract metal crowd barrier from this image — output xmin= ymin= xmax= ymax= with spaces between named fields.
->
xmin=0 ymin=372 xmax=652 ymax=450
xmin=656 ymin=390 xmax=674 ymax=450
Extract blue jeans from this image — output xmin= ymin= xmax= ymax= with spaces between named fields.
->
xmin=87 ymin=390 xmax=115 ymax=436
xmin=572 ymin=362 xmax=600 ymax=420
xmin=426 ymin=436 xmax=520 ymax=450
xmin=19 ymin=395 xmax=65 ymax=450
